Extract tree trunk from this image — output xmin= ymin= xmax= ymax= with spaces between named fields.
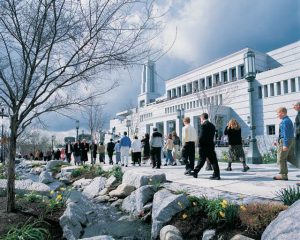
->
xmin=6 ymin=116 xmax=17 ymax=213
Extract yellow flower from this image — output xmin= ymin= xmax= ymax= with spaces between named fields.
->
xmin=60 ymin=187 xmax=66 ymax=191
xmin=221 ymin=199 xmax=228 ymax=208
xmin=177 ymin=201 xmax=183 ymax=208
xmin=240 ymin=205 xmax=246 ymax=211
xmin=182 ymin=213 xmax=188 ymax=219
xmin=192 ymin=202 xmax=197 ymax=206
xmin=219 ymin=211 xmax=225 ymax=218
xmin=56 ymin=194 xmax=63 ymax=201
xmin=50 ymin=190 xmax=54 ymax=195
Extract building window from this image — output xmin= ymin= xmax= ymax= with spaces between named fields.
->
xmin=240 ymin=65 xmax=244 ymax=79
xmin=264 ymin=85 xmax=268 ymax=98
xmin=207 ymin=76 xmax=212 ymax=88
xmin=200 ymin=79 xmax=205 ymax=90
xmin=193 ymin=81 xmax=199 ymax=92
xmin=222 ymin=71 xmax=228 ymax=83
xmin=276 ymin=82 xmax=281 ymax=95
xmin=193 ymin=101 xmax=196 ymax=108
xmin=188 ymin=82 xmax=193 ymax=93
xmin=214 ymin=73 xmax=220 ymax=86
xmin=270 ymin=83 xmax=274 ymax=96
xmin=231 ymin=67 xmax=236 ymax=81
xmin=291 ymin=78 xmax=296 ymax=92
xmin=196 ymin=100 xmax=199 ymax=107
xmin=183 ymin=85 xmax=187 ymax=95
xmin=172 ymin=88 xmax=176 ymax=98
xmin=258 ymin=86 xmax=262 ymax=98
xmin=167 ymin=90 xmax=171 ymax=99
xmin=267 ymin=125 xmax=275 ymax=135
xmin=283 ymin=80 xmax=288 ymax=94
xmin=219 ymin=94 xmax=222 ymax=105
xmin=177 ymin=87 xmax=182 ymax=97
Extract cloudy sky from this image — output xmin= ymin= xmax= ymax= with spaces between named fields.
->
xmin=46 ymin=0 xmax=299 ymax=141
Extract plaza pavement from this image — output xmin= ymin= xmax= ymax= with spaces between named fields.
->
xmin=107 ymin=161 xmax=300 ymax=203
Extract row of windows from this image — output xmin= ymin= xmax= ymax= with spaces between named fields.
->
xmin=140 ymin=112 xmax=153 ymax=122
xmin=165 ymin=95 xmax=223 ymax=114
xmin=167 ymin=65 xmax=245 ymax=100
xmin=258 ymin=77 xmax=300 ymax=98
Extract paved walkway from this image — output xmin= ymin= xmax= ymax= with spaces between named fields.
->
xmin=111 ymin=162 xmax=300 ymax=203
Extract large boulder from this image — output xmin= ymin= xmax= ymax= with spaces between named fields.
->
xmin=160 ymin=225 xmax=183 ymax=240
xmin=46 ymin=160 xmax=70 ymax=171
xmin=109 ymin=184 xmax=135 ymax=198
xmin=39 ymin=170 xmax=54 ymax=184
xmin=82 ymin=177 xmax=106 ymax=199
xmin=105 ymin=176 xmax=119 ymax=190
xmin=262 ymin=200 xmax=300 ymax=240
xmin=60 ymin=191 xmax=94 ymax=240
xmin=122 ymin=170 xmax=166 ymax=188
xmin=0 ymin=179 xmax=50 ymax=197
xmin=72 ymin=178 xmax=93 ymax=189
xmin=202 ymin=229 xmax=216 ymax=240
xmin=122 ymin=185 xmax=156 ymax=216
xmin=230 ymin=234 xmax=255 ymax=240
xmin=61 ymin=166 xmax=81 ymax=175
xmin=30 ymin=166 xmax=44 ymax=175
xmin=151 ymin=190 xmax=190 ymax=240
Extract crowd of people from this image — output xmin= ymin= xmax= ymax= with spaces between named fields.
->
xmin=22 ymin=101 xmax=299 ymax=183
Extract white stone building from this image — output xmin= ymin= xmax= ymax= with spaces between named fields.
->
xmin=110 ymin=41 xmax=300 ymax=144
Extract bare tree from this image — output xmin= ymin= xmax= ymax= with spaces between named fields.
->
xmin=195 ymin=85 xmax=239 ymax=131
xmin=0 ymin=0 xmax=161 ymax=212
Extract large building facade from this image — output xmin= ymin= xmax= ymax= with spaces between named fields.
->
xmin=110 ymin=41 xmax=300 ymax=146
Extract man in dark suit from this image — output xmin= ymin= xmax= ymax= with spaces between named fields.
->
xmin=107 ymin=139 xmax=115 ymax=165
xmin=193 ymin=113 xmax=221 ymax=180
xmin=65 ymin=141 xmax=73 ymax=163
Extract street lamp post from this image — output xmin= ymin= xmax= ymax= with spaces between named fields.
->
xmin=244 ymin=50 xmax=262 ymax=164
xmin=126 ymin=120 xmax=131 ymax=137
xmin=51 ymin=135 xmax=55 ymax=151
xmin=75 ymin=120 xmax=79 ymax=141
xmin=176 ymin=108 xmax=185 ymax=146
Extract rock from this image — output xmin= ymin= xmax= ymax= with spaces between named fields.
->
xmin=105 ymin=176 xmax=119 ymax=190
xmin=122 ymin=170 xmax=166 ymax=188
xmin=61 ymin=166 xmax=81 ymax=175
xmin=99 ymin=188 xmax=108 ymax=196
xmin=111 ymin=199 xmax=123 ymax=208
xmin=59 ymin=172 xmax=72 ymax=184
xmin=109 ymin=184 xmax=136 ymax=198
xmin=30 ymin=166 xmax=44 ymax=175
xmin=79 ymin=236 xmax=115 ymax=240
xmin=122 ymin=185 xmax=156 ymax=216
xmin=160 ymin=225 xmax=183 ymax=240
xmin=262 ymin=200 xmax=300 ymax=240
xmin=230 ymin=234 xmax=255 ymax=240
xmin=202 ymin=229 xmax=216 ymax=240
xmin=151 ymin=190 xmax=190 ymax=240
xmin=141 ymin=211 xmax=152 ymax=222
xmin=46 ymin=160 xmax=70 ymax=171
xmin=0 ymin=179 xmax=50 ymax=197
xmin=83 ymin=177 xmax=107 ymax=199
xmin=39 ymin=170 xmax=54 ymax=184
xmin=72 ymin=178 xmax=92 ymax=189
xmin=48 ymin=181 xmax=65 ymax=191
xmin=143 ymin=203 xmax=153 ymax=212
xmin=60 ymin=191 xmax=94 ymax=240
xmin=93 ymin=195 xmax=110 ymax=203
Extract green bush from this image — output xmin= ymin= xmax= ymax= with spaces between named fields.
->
xmin=262 ymin=148 xmax=277 ymax=164
xmin=276 ymin=186 xmax=300 ymax=206
xmin=108 ymin=165 xmax=123 ymax=182
xmin=71 ymin=168 xmax=85 ymax=178
xmin=94 ymin=165 xmax=106 ymax=177
xmin=1 ymin=219 xmax=49 ymax=240
xmin=24 ymin=192 xmax=43 ymax=203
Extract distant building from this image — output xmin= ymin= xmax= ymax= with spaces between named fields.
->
xmin=110 ymin=41 xmax=300 ymax=145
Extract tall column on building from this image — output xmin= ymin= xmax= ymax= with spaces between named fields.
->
xmin=138 ymin=60 xmax=160 ymax=108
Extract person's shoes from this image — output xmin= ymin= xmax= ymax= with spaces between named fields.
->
xmin=193 ymin=171 xmax=198 ymax=178
xmin=209 ymin=175 xmax=221 ymax=180
xmin=121 ymin=164 xmax=124 ymax=166
xmin=139 ymin=164 xmax=141 ymax=166
xmin=125 ymin=165 xmax=128 ymax=167
xmin=225 ymin=167 xmax=232 ymax=171
xmin=242 ymin=166 xmax=250 ymax=172
xmin=184 ymin=169 xmax=191 ymax=175
xmin=172 ymin=163 xmax=177 ymax=166
xmin=273 ymin=175 xmax=288 ymax=180
xmin=296 ymin=183 xmax=300 ymax=187
xmin=205 ymin=166 xmax=213 ymax=171
xmin=155 ymin=166 xmax=160 ymax=169
xmin=164 ymin=163 xmax=167 ymax=166
xmin=152 ymin=166 xmax=156 ymax=169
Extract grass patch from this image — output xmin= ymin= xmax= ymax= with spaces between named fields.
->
xmin=1 ymin=219 xmax=50 ymax=240
xmin=276 ymin=185 xmax=300 ymax=206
